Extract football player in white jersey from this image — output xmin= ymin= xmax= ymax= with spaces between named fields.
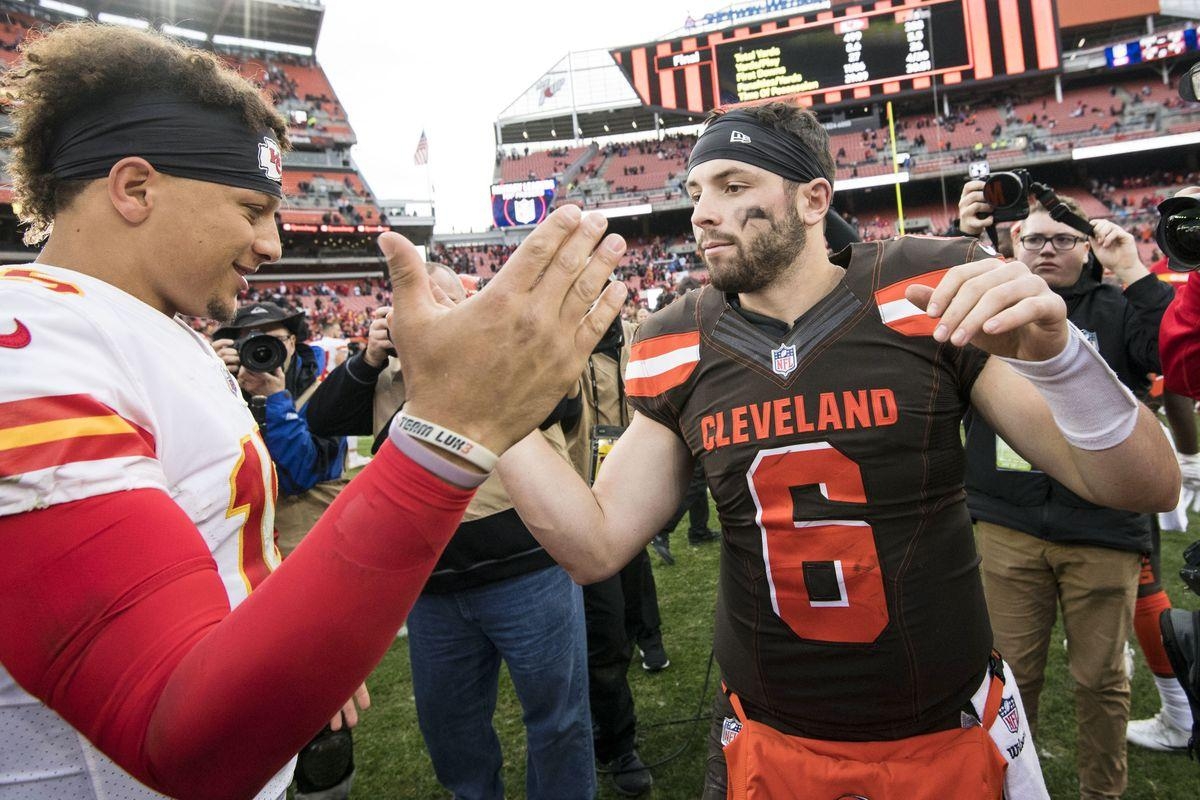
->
xmin=0 ymin=23 xmax=626 ymax=800
xmin=310 ymin=320 xmax=351 ymax=380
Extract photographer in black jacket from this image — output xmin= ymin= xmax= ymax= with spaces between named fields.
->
xmin=957 ymin=187 xmax=1181 ymax=793
xmin=306 ymin=265 xmax=597 ymax=800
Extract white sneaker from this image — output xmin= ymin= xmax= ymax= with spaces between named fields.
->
xmin=1179 ymin=453 xmax=1200 ymax=492
xmin=1127 ymin=712 xmax=1191 ymax=752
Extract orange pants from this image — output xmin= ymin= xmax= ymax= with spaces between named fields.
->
xmin=720 ymin=677 xmax=1007 ymax=800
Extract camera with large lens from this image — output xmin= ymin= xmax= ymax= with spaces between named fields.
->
xmin=1182 ymin=539 xmax=1200 ymax=596
xmin=1155 ymin=195 xmax=1200 ymax=272
xmin=235 ymin=332 xmax=287 ymax=373
xmin=982 ymin=168 xmax=1033 ymax=224
xmin=975 ymin=171 xmax=1093 ymax=249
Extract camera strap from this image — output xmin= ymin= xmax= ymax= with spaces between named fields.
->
xmin=984 ymin=224 xmax=1001 ymax=251
xmin=588 ymin=353 xmax=628 ymax=428
xmin=1030 ymin=183 xmax=1094 ymax=238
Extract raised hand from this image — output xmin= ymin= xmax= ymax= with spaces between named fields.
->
xmin=380 ymin=205 xmax=627 ymax=455
xmin=957 ymin=179 xmax=994 ymax=237
xmin=905 ymin=258 xmax=1069 ymax=361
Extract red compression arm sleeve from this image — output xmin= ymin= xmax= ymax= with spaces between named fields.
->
xmin=0 ymin=440 xmax=471 ymax=800
xmin=1161 ymin=271 xmax=1200 ymax=399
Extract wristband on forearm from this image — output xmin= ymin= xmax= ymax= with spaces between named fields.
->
xmin=998 ymin=325 xmax=1139 ymax=451
xmin=388 ymin=412 xmax=497 ymax=487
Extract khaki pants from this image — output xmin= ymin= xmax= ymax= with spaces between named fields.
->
xmin=975 ymin=521 xmax=1139 ymax=800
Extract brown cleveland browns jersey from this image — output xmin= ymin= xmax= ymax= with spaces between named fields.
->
xmin=627 ymin=236 xmax=994 ymax=741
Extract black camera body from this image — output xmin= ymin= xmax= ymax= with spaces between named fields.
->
xmin=1155 ymin=195 xmax=1200 ymax=272
xmin=235 ymin=332 xmax=288 ymax=373
xmin=982 ymin=169 xmax=1033 ymax=225
xmin=1182 ymin=540 xmax=1200 ymax=596
xmin=981 ymin=169 xmax=1096 ymax=240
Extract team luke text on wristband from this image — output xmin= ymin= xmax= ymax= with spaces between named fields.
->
xmin=394 ymin=411 xmax=499 ymax=472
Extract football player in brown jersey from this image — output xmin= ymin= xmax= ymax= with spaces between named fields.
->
xmin=497 ymin=101 xmax=1179 ymax=800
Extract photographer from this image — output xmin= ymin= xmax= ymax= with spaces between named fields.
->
xmin=212 ymin=302 xmax=347 ymax=512
xmin=306 ymin=265 xmax=597 ymax=800
xmin=212 ymin=301 xmax=357 ymax=799
xmin=957 ymin=188 xmax=1179 ymax=792
xmin=1159 ymin=186 xmax=1200 ymax=398
xmin=1155 ymin=183 xmax=1200 ymax=758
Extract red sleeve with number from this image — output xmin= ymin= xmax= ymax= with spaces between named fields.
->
xmin=1162 ymin=271 xmax=1200 ymax=399
xmin=0 ymin=440 xmax=471 ymax=800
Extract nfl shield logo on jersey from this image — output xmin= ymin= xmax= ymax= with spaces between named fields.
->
xmin=720 ymin=716 xmax=742 ymax=747
xmin=771 ymin=344 xmax=797 ymax=378
xmin=999 ymin=695 xmax=1021 ymax=734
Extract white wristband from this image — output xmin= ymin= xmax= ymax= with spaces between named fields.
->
xmin=387 ymin=417 xmax=489 ymax=489
xmin=998 ymin=325 xmax=1139 ymax=451
xmin=392 ymin=411 xmax=499 ymax=472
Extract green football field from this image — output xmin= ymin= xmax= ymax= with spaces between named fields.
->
xmin=343 ymin=500 xmax=1200 ymax=799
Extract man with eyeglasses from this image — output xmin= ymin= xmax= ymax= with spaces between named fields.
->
xmin=958 ymin=188 xmax=1178 ymax=796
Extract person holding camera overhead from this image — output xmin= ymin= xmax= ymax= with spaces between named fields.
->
xmin=957 ymin=183 xmax=1181 ymax=796
xmin=212 ymin=301 xmax=359 ymax=800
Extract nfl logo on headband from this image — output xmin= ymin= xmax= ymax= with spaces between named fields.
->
xmin=257 ymin=137 xmax=283 ymax=183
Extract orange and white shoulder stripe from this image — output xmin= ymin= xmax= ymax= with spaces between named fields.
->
xmin=873 ymin=268 xmax=950 ymax=337
xmin=625 ymin=331 xmax=701 ymax=397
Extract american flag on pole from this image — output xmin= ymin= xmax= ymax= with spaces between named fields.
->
xmin=413 ymin=130 xmax=429 ymax=165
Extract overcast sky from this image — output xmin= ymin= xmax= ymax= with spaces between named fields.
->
xmin=317 ymin=1 xmax=690 ymax=233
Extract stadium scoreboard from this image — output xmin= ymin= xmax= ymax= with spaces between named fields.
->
xmin=491 ymin=179 xmax=556 ymax=228
xmin=1106 ymin=28 xmax=1199 ymax=68
xmin=716 ymin=2 xmax=970 ymax=103
xmin=612 ymin=0 xmax=1060 ymax=113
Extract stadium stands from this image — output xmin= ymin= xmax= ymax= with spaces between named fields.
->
xmin=520 ymin=75 xmax=1200 ymax=213
xmin=498 ymin=145 xmax=590 ymax=183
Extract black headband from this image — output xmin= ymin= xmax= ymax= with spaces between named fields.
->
xmin=687 ymin=110 xmax=831 ymax=186
xmin=47 ymin=91 xmax=283 ymax=198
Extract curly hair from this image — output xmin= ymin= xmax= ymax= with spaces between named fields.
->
xmin=3 ymin=22 xmax=289 ymax=244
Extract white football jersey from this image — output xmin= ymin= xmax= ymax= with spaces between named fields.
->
xmin=0 ymin=264 xmax=290 ymax=799
xmin=310 ymin=335 xmax=349 ymax=379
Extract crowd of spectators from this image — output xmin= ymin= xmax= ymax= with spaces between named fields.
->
xmin=190 ymin=278 xmax=394 ymax=341
xmin=428 ymin=242 xmax=518 ymax=276
xmin=0 ymin=14 xmax=30 ymax=56
xmin=492 ymin=78 xmax=1199 ymax=208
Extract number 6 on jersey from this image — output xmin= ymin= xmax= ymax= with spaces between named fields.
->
xmin=747 ymin=441 xmax=887 ymax=644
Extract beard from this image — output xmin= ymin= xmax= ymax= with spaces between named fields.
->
xmin=207 ymin=295 xmax=236 ymax=323
xmin=706 ymin=205 xmax=807 ymax=294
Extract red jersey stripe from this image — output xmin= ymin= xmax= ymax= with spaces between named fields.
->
xmin=0 ymin=393 xmax=136 ymax=428
xmin=0 ymin=428 xmax=156 ymax=477
xmin=0 ymin=394 xmax=157 ymax=475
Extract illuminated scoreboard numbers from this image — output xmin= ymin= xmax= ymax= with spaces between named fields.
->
xmin=843 ymin=28 xmax=869 ymax=84
xmin=904 ymin=12 xmax=933 ymax=74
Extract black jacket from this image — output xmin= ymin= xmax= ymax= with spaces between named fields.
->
xmin=305 ymin=352 xmax=387 ymax=437
xmin=964 ymin=269 xmax=1173 ymax=553
xmin=303 ymin=353 xmax=582 ymax=593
